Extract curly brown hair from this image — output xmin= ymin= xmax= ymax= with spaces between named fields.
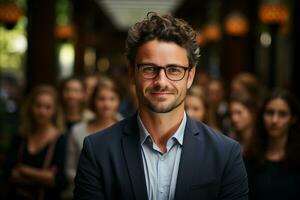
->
xmin=125 ymin=12 xmax=200 ymax=67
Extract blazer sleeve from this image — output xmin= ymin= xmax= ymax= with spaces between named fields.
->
xmin=74 ymin=137 xmax=106 ymax=200
xmin=219 ymin=142 xmax=249 ymax=200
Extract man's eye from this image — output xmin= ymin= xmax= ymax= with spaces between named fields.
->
xmin=167 ymin=67 xmax=182 ymax=74
xmin=143 ymin=67 xmax=156 ymax=73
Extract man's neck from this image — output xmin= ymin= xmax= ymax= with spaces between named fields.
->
xmin=139 ymin=106 xmax=185 ymax=152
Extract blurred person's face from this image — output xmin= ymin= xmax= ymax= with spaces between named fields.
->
xmin=231 ymin=80 xmax=245 ymax=97
xmin=85 ymin=76 xmax=98 ymax=103
xmin=130 ymin=40 xmax=195 ymax=114
xmin=32 ymin=93 xmax=56 ymax=125
xmin=230 ymin=102 xmax=253 ymax=133
xmin=194 ymin=73 xmax=210 ymax=89
xmin=62 ymin=80 xmax=84 ymax=109
xmin=208 ymin=81 xmax=223 ymax=105
xmin=263 ymin=98 xmax=293 ymax=139
xmin=185 ymin=95 xmax=206 ymax=121
xmin=94 ymin=88 xmax=119 ymax=119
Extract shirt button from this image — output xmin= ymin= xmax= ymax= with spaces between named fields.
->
xmin=160 ymin=187 xmax=164 ymax=193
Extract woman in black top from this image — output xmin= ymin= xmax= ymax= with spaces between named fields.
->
xmin=4 ymin=85 xmax=67 ymax=200
xmin=244 ymin=88 xmax=300 ymax=200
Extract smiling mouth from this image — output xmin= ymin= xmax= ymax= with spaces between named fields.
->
xmin=151 ymin=92 xmax=173 ymax=96
xmin=149 ymin=92 xmax=173 ymax=101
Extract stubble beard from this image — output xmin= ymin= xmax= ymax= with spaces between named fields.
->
xmin=140 ymin=86 xmax=186 ymax=114
xmin=146 ymin=97 xmax=185 ymax=113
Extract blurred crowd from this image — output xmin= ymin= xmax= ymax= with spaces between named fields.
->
xmin=0 ymin=70 xmax=300 ymax=200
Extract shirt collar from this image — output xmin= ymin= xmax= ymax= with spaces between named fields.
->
xmin=137 ymin=112 xmax=187 ymax=146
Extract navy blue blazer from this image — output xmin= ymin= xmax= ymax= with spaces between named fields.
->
xmin=74 ymin=114 xmax=248 ymax=200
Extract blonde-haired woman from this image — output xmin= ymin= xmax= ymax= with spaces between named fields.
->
xmin=185 ymin=85 xmax=219 ymax=130
xmin=4 ymin=85 xmax=67 ymax=200
xmin=64 ymin=76 xmax=122 ymax=199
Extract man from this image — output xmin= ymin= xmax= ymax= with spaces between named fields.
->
xmin=74 ymin=12 xmax=248 ymax=200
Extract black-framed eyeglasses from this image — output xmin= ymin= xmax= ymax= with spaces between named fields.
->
xmin=136 ymin=63 xmax=191 ymax=81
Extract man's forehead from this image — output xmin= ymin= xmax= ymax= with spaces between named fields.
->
xmin=135 ymin=40 xmax=189 ymax=63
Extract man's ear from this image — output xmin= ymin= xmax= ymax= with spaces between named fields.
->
xmin=187 ymin=67 xmax=196 ymax=89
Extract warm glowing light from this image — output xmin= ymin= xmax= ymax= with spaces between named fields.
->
xmin=54 ymin=24 xmax=74 ymax=39
xmin=260 ymin=32 xmax=272 ymax=47
xmin=259 ymin=3 xmax=289 ymax=25
xmin=59 ymin=43 xmax=74 ymax=78
xmin=10 ymin=34 xmax=27 ymax=53
xmin=224 ymin=12 xmax=249 ymax=36
xmin=97 ymin=58 xmax=110 ymax=72
xmin=84 ymin=48 xmax=96 ymax=68
xmin=203 ymin=23 xmax=222 ymax=42
xmin=0 ymin=3 xmax=23 ymax=24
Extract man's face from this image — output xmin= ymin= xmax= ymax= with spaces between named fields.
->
xmin=130 ymin=40 xmax=195 ymax=114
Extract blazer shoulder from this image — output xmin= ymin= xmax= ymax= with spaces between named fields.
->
xmin=85 ymin=117 xmax=133 ymax=146
xmin=192 ymin=119 xmax=239 ymax=151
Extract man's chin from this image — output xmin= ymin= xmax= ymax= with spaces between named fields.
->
xmin=147 ymin=102 xmax=180 ymax=113
xmin=150 ymin=108 xmax=173 ymax=113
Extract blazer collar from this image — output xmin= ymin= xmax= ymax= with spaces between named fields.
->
xmin=122 ymin=114 xmax=204 ymax=200
xmin=174 ymin=116 xmax=207 ymax=200
xmin=122 ymin=113 xmax=148 ymax=200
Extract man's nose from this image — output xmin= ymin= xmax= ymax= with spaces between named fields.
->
xmin=155 ymin=68 xmax=168 ymax=82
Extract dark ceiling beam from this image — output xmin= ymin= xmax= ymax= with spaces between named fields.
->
xmin=220 ymin=0 xmax=258 ymax=82
xmin=87 ymin=0 xmax=117 ymax=32
xmin=72 ymin=0 xmax=117 ymax=75
xmin=174 ymin=0 xmax=208 ymax=29
xmin=26 ymin=0 xmax=56 ymax=93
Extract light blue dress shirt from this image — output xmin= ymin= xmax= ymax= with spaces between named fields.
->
xmin=137 ymin=113 xmax=187 ymax=200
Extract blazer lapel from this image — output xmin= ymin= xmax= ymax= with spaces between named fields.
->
xmin=174 ymin=117 xmax=205 ymax=200
xmin=121 ymin=115 xmax=148 ymax=200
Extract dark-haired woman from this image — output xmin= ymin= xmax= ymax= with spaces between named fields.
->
xmin=229 ymin=92 xmax=258 ymax=154
xmin=244 ymin=88 xmax=300 ymax=200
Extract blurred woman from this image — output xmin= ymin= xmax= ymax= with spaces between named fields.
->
xmin=82 ymin=73 xmax=101 ymax=121
xmin=230 ymin=72 xmax=264 ymax=104
xmin=4 ymin=85 xmax=66 ymax=200
xmin=185 ymin=85 xmax=219 ymax=130
xmin=244 ymin=88 xmax=300 ymax=200
xmin=207 ymin=78 xmax=230 ymax=133
xmin=64 ymin=77 xmax=121 ymax=199
xmin=59 ymin=76 xmax=85 ymax=132
xmin=229 ymin=93 xmax=258 ymax=153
